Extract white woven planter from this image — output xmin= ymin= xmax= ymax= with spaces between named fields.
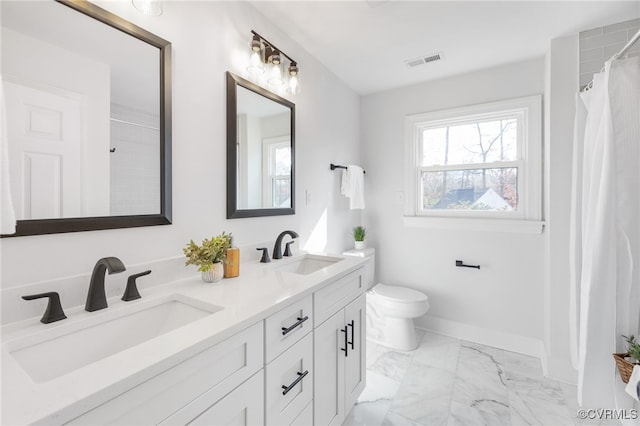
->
xmin=201 ymin=263 xmax=224 ymax=283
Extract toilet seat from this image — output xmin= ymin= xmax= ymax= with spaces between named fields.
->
xmin=372 ymin=283 xmax=428 ymax=303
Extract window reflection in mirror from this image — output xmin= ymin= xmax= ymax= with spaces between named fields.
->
xmin=236 ymin=86 xmax=291 ymax=209
xmin=266 ymin=138 xmax=292 ymax=208
xmin=227 ymin=72 xmax=294 ymax=219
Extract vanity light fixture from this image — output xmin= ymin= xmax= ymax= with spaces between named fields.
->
xmin=132 ymin=0 xmax=163 ymax=16
xmin=247 ymin=30 xmax=300 ymax=95
xmin=287 ymin=62 xmax=300 ymax=95
xmin=268 ymin=49 xmax=284 ymax=86
xmin=247 ymin=34 xmax=265 ymax=75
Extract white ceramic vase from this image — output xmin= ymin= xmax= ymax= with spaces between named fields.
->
xmin=201 ymin=263 xmax=224 ymax=283
xmin=354 ymin=241 xmax=366 ymax=250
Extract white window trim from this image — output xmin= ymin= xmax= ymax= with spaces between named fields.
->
xmin=262 ymin=135 xmax=290 ymax=208
xmin=404 ymin=95 xmax=543 ymax=233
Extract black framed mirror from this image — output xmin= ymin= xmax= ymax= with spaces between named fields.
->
xmin=1 ymin=0 xmax=172 ymax=237
xmin=226 ymin=72 xmax=295 ymax=219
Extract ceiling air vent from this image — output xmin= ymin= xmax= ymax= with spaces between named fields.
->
xmin=405 ymin=52 xmax=444 ymax=68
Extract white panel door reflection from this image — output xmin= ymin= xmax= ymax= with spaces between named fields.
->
xmin=5 ymin=81 xmax=84 ymax=219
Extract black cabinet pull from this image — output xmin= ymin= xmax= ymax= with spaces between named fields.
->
xmin=347 ymin=320 xmax=355 ymax=350
xmin=281 ymin=315 xmax=309 ymax=335
xmin=341 ymin=326 xmax=349 ymax=357
xmin=281 ymin=370 xmax=309 ymax=395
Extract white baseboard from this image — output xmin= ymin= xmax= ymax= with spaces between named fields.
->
xmin=415 ymin=314 xmax=545 ymax=360
xmin=415 ymin=315 xmax=578 ymax=385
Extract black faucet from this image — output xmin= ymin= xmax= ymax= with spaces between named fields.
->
xmin=122 ymin=270 xmax=151 ymax=302
xmin=257 ymin=248 xmax=271 ymax=263
xmin=273 ymin=230 xmax=299 ymax=260
xmin=22 ymin=292 xmax=67 ymax=324
xmin=85 ymin=257 xmax=126 ymax=312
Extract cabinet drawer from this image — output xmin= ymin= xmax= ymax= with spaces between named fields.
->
xmin=291 ymin=402 xmax=312 ymax=426
xmin=265 ymin=333 xmax=313 ymax=426
xmin=314 ymin=269 xmax=363 ymax=326
xmin=165 ymin=371 xmax=264 ymax=426
xmin=68 ymin=322 xmax=263 ymax=425
xmin=265 ymin=295 xmax=312 ymax=362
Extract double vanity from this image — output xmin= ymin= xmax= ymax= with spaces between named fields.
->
xmin=1 ymin=252 xmax=367 ymax=425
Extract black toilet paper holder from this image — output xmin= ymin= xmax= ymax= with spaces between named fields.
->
xmin=456 ymin=260 xmax=480 ymax=270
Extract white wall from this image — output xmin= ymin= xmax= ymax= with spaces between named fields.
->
xmin=544 ymin=35 xmax=579 ymax=383
xmin=0 ymin=1 xmax=361 ymax=318
xmin=262 ymin=112 xmax=290 ymax=140
xmin=361 ymin=58 xmax=546 ymax=357
xmin=246 ymin=114 xmax=262 ymax=208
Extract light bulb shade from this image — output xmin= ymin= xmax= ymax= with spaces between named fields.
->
xmin=251 ymin=34 xmax=261 ymax=52
xmin=132 ymin=0 xmax=162 ymax=15
xmin=268 ymin=62 xmax=284 ymax=86
xmin=286 ymin=74 xmax=300 ymax=94
xmin=270 ymin=50 xmax=281 ymax=65
xmin=285 ymin=63 xmax=300 ymax=94
xmin=247 ymin=50 xmax=265 ymax=75
xmin=264 ymin=46 xmax=274 ymax=65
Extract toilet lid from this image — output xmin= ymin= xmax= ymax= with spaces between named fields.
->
xmin=373 ymin=284 xmax=428 ymax=302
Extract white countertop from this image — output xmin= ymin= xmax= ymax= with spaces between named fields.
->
xmin=1 ymin=252 xmax=366 ymax=425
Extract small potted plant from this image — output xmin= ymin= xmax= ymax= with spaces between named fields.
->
xmin=184 ymin=232 xmax=233 ymax=283
xmin=353 ymin=226 xmax=367 ymax=250
xmin=624 ymin=335 xmax=640 ymax=363
xmin=613 ymin=335 xmax=640 ymax=383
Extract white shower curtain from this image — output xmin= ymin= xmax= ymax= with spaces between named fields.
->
xmin=0 ymin=78 xmax=17 ymax=235
xmin=570 ymin=56 xmax=640 ymax=409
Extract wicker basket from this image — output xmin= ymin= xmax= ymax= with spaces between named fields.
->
xmin=613 ymin=353 xmax=636 ymax=383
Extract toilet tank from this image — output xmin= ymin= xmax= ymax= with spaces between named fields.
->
xmin=343 ymin=247 xmax=375 ymax=289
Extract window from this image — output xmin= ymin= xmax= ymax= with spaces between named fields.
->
xmin=405 ymin=95 xmax=542 ymax=222
xmin=263 ymin=136 xmax=291 ymax=208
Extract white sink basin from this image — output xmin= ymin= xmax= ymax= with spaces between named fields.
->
xmin=272 ymin=254 xmax=343 ymax=275
xmin=7 ymin=295 xmax=222 ymax=383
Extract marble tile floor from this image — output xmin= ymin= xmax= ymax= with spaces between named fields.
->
xmin=343 ymin=329 xmax=582 ymax=426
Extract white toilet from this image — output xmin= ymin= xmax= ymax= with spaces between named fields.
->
xmin=343 ymin=248 xmax=429 ymax=351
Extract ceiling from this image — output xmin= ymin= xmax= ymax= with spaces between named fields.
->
xmin=250 ymin=1 xmax=640 ymax=95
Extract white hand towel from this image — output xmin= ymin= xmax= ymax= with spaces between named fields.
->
xmin=0 ymin=79 xmax=16 ymax=235
xmin=346 ymin=165 xmax=365 ymax=210
xmin=341 ymin=169 xmax=349 ymax=196
xmin=625 ymin=365 xmax=640 ymax=402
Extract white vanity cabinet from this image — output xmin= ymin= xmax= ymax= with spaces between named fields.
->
xmin=313 ymin=271 xmax=366 ymax=426
xmin=67 ymin=322 xmax=263 ymax=425
xmin=45 ymin=264 xmax=366 ymax=426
